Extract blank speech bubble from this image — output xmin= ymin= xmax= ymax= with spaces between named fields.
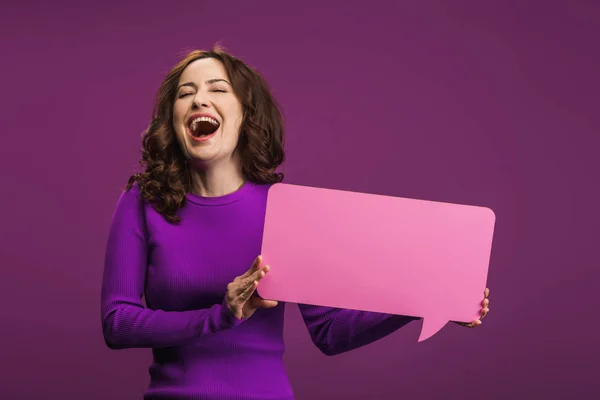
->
xmin=257 ymin=183 xmax=496 ymax=342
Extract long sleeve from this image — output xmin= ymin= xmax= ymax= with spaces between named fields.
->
xmin=100 ymin=186 xmax=246 ymax=350
xmin=298 ymin=304 xmax=419 ymax=356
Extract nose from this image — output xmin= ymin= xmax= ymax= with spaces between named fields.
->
xmin=191 ymin=92 xmax=210 ymax=110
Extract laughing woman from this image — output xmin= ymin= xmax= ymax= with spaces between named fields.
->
xmin=100 ymin=45 xmax=490 ymax=400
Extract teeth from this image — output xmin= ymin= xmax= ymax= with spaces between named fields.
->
xmin=190 ymin=116 xmax=219 ymax=131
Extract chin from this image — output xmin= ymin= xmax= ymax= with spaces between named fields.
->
xmin=188 ymin=150 xmax=216 ymax=161
xmin=187 ymin=148 xmax=223 ymax=164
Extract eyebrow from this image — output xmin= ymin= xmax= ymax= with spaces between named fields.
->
xmin=177 ymin=79 xmax=230 ymax=91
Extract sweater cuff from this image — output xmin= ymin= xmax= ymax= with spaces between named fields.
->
xmin=219 ymin=298 xmax=247 ymax=328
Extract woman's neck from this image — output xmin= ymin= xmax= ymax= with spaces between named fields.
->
xmin=187 ymin=159 xmax=246 ymax=198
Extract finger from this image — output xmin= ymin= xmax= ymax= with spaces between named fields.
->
xmin=241 ymin=255 xmax=263 ymax=278
xmin=245 ymin=264 xmax=270 ymax=286
xmin=251 ymin=264 xmax=270 ymax=280
xmin=236 ymin=273 xmax=261 ymax=296
xmin=238 ymin=279 xmax=258 ymax=302
xmin=250 ymin=296 xmax=278 ymax=309
xmin=484 ymin=288 xmax=490 ymax=298
xmin=481 ymin=298 xmax=489 ymax=307
xmin=246 ymin=265 xmax=270 ymax=287
xmin=480 ymin=307 xmax=489 ymax=319
xmin=237 ymin=266 xmax=269 ymax=295
xmin=460 ymin=318 xmax=482 ymax=328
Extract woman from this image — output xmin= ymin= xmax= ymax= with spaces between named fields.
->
xmin=101 ymin=45 xmax=490 ymax=400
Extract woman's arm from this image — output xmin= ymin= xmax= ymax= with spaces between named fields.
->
xmin=100 ymin=186 xmax=245 ymax=350
xmin=298 ymin=304 xmax=419 ymax=356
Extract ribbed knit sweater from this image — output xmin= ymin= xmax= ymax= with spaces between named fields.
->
xmin=101 ymin=181 xmax=418 ymax=399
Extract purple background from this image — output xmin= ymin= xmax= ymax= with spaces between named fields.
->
xmin=1 ymin=1 xmax=598 ymax=399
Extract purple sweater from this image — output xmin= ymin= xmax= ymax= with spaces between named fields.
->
xmin=101 ymin=180 xmax=417 ymax=400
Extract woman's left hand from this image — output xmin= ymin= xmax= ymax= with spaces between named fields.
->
xmin=455 ymin=288 xmax=490 ymax=328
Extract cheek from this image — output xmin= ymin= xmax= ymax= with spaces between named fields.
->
xmin=225 ymin=104 xmax=244 ymax=133
xmin=172 ymin=105 xmax=189 ymax=146
xmin=173 ymin=103 xmax=188 ymax=127
xmin=224 ymin=117 xmax=243 ymax=143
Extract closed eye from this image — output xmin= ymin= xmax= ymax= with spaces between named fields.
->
xmin=177 ymin=89 xmax=226 ymax=98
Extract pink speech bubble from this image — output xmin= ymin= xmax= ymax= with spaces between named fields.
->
xmin=257 ymin=183 xmax=495 ymax=342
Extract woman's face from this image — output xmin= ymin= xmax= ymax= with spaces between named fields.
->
xmin=173 ymin=58 xmax=244 ymax=166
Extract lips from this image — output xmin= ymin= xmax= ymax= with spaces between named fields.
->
xmin=187 ymin=113 xmax=220 ymax=138
xmin=188 ymin=128 xmax=218 ymax=142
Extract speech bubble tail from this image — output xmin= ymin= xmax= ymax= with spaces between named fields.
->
xmin=418 ymin=317 xmax=448 ymax=342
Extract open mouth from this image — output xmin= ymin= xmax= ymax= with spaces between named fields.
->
xmin=188 ymin=116 xmax=220 ymax=138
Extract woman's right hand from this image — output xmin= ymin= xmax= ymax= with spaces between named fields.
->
xmin=225 ymin=255 xmax=279 ymax=319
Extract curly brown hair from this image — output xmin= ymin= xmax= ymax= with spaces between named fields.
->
xmin=126 ymin=45 xmax=285 ymax=223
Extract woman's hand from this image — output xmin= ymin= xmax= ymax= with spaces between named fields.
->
xmin=455 ymin=288 xmax=490 ymax=328
xmin=225 ymin=255 xmax=279 ymax=319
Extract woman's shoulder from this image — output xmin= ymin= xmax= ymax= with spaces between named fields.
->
xmin=251 ymin=181 xmax=278 ymax=197
xmin=122 ymin=180 xmax=143 ymax=197
xmin=114 ymin=180 xmax=147 ymax=211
